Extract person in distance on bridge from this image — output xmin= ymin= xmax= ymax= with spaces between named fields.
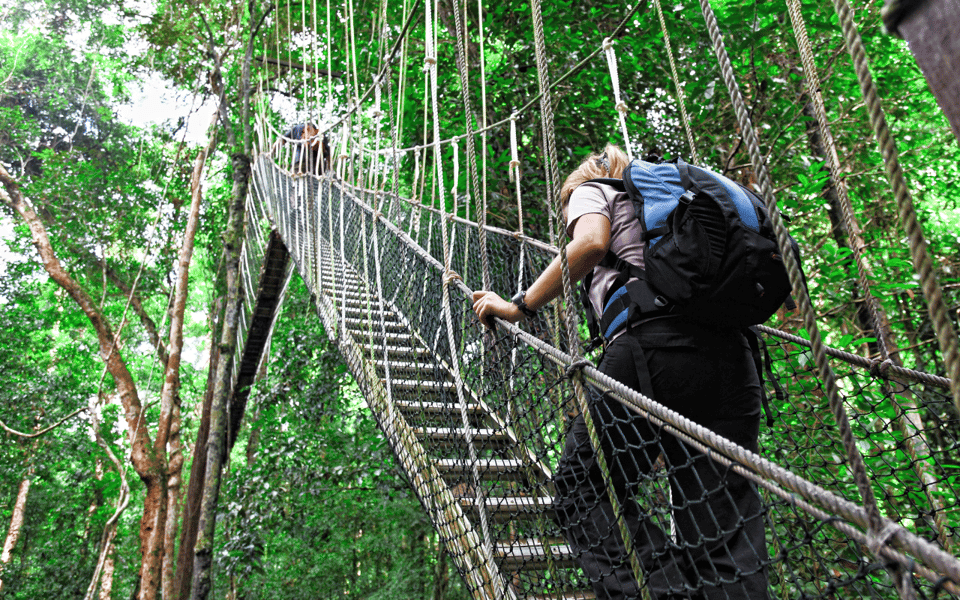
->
xmin=472 ymin=145 xmax=770 ymax=600
xmin=283 ymin=122 xmax=332 ymax=175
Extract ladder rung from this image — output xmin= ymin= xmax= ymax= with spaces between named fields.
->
xmin=435 ymin=459 xmax=527 ymax=481
xmin=320 ymin=274 xmax=364 ymax=285
xmin=414 ymin=427 xmax=511 ymax=447
xmin=390 ymin=379 xmax=454 ymax=392
xmin=395 ymin=400 xmax=482 ymax=414
xmin=338 ymin=306 xmax=397 ymax=319
xmin=459 ymin=496 xmax=555 ymax=521
xmin=496 ymin=539 xmax=577 ymax=570
xmin=375 ymin=359 xmax=437 ymax=373
xmin=373 ymin=345 xmax=431 ymax=358
xmin=323 ymin=288 xmax=375 ymax=300
xmin=342 ymin=317 xmax=405 ymax=331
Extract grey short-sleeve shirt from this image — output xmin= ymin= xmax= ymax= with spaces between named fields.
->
xmin=566 ymin=182 xmax=645 ymax=321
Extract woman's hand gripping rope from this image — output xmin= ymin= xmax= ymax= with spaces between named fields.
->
xmin=472 ymin=291 xmax=524 ymax=331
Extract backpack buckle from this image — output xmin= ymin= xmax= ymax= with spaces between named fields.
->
xmin=679 ymin=190 xmax=696 ymax=205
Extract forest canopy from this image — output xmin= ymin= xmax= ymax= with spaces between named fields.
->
xmin=0 ymin=0 xmax=958 ymax=598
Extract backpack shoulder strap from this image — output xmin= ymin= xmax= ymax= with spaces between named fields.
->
xmin=585 ymin=177 xmax=626 ymax=191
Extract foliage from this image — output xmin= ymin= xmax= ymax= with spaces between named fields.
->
xmin=0 ymin=0 xmax=958 ymax=597
xmin=213 ymin=280 xmax=469 ymax=599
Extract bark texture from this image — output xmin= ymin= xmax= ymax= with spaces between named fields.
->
xmin=189 ymin=153 xmax=251 ymax=600
xmin=0 ymin=164 xmax=166 ymax=600
xmin=159 ymin=113 xmax=219 ymax=600
xmin=0 ymin=473 xmax=33 ymax=593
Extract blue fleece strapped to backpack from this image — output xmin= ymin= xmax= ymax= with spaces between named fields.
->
xmin=582 ymin=156 xmax=799 ymax=344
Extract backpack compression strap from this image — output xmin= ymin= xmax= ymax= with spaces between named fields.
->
xmin=581 ymin=250 xmax=673 ymax=344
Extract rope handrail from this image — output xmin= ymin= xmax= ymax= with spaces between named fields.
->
xmin=243 ymin=0 xmax=960 ymax=596
xmin=288 ymin=172 xmax=955 ymax=393
xmin=252 ymin=156 xmax=960 ymax=593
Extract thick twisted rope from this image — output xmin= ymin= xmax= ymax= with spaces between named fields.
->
xmin=602 ymin=37 xmax=634 ymax=159
xmin=695 ymin=1 xmax=909 ymax=591
xmin=785 ymin=0 xmax=952 ymax=553
xmin=529 ymin=0 xmax=650 ymax=591
xmin=450 ymin=0 xmax=490 ymax=291
xmin=652 ymin=0 xmax=700 ymax=164
xmin=828 ymin=0 xmax=960 ymax=416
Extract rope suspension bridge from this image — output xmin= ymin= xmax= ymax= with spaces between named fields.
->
xmin=225 ymin=0 xmax=960 ymax=597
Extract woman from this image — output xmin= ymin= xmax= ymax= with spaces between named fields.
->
xmin=472 ymin=145 xmax=770 ymax=600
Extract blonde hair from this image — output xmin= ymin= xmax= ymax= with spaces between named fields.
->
xmin=560 ymin=144 xmax=630 ymax=206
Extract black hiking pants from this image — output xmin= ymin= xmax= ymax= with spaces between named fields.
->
xmin=553 ymin=320 xmax=771 ymax=600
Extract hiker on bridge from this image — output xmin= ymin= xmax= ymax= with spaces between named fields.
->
xmin=472 ymin=145 xmax=770 ymax=600
xmin=282 ymin=122 xmax=332 ymax=174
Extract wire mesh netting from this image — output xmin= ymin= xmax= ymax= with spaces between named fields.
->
xmin=229 ymin=152 xmax=960 ymax=600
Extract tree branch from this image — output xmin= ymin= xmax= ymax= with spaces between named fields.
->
xmin=0 ymin=407 xmax=86 ymax=439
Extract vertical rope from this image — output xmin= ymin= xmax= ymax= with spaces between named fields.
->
xmin=828 ymin=0 xmax=960 ymax=414
xmin=696 ymin=2 xmax=913 ymax=595
xmin=325 ymin=0 xmax=333 ymax=106
xmin=477 ymin=0 xmax=489 ymax=287
xmin=300 ymin=0 xmax=308 ymax=127
xmin=529 ymin=0 xmax=647 ymax=591
xmin=785 ymin=0 xmax=952 ymax=553
xmin=450 ymin=0 xmax=491 ymax=291
xmin=651 ymin=0 xmax=700 ymax=163
xmin=602 ymin=38 xmax=634 ymax=160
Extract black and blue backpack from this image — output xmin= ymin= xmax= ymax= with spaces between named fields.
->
xmin=582 ymin=155 xmax=800 ymax=346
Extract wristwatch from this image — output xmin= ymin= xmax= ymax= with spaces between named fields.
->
xmin=511 ymin=291 xmax=537 ymax=318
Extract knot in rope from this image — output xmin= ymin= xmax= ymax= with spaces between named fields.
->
xmin=866 ymin=521 xmax=900 ymax=557
xmin=615 ymin=100 xmax=629 ymax=113
xmin=602 ymin=37 xmax=614 ymax=51
xmin=442 ymin=270 xmax=462 ymax=285
xmin=511 ymin=231 xmax=523 ymax=240
xmin=424 ymin=56 xmax=437 ymax=66
xmin=509 ymin=159 xmax=520 ymax=168
xmin=565 ymin=359 xmax=592 ymax=379
xmin=869 ymin=358 xmax=894 ymax=378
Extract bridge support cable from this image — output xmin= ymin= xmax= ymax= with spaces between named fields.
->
xmin=698 ymin=0 xmax=925 ymax=595
xmin=829 ymin=0 xmax=960 ymax=415
xmin=784 ymin=0 xmax=953 ymax=553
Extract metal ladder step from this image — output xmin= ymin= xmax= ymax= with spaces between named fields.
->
xmin=371 ymin=345 xmax=432 ymax=359
xmin=374 ymin=359 xmax=438 ymax=375
xmin=320 ymin=273 xmax=365 ymax=286
xmin=414 ymin=427 xmax=512 ymax=448
xmin=496 ymin=539 xmax=577 ymax=570
xmin=459 ymin=496 xmax=555 ymax=522
xmin=391 ymin=379 xmax=454 ymax=392
xmin=342 ymin=317 xmax=406 ymax=332
xmin=435 ymin=459 xmax=527 ymax=481
xmin=395 ymin=400 xmax=483 ymax=415
xmin=336 ymin=305 xmax=398 ymax=319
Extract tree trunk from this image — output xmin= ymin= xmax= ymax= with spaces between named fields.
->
xmin=160 ymin=111 xmax=219 ymax=600
xmin=99 ymin=542 xmax=116 ymax=600
xmin=0 ymin=471 xmax=33 ymax=593
xmin=189 ymin=153 xmax=251 ymax=600
xmin=0 ymin=164 xmax=166 ymax=600
xmin=173 ymin=299 xmax=222 ymax=600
